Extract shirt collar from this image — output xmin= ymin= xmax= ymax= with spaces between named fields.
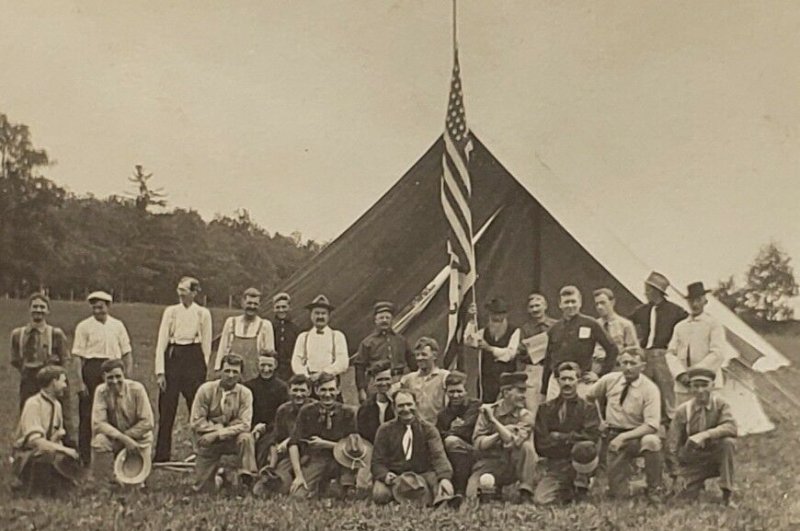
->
xmin=40 ymin=389 xmax=57 ymax=404
xmin=312 ymin=325 xmax=331 ymax=335
xmin=27 ymin=321 xmax=48 ymax=333
xmin=689 ymin=312 xmax=709 ymax=322
xmin=494 ymin=399 xmax=519 ymax=417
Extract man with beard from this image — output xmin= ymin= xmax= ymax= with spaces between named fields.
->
xmin=253 ymin=374 xmax=315 ymax=495
xmin=288 ymin=373 xmax=357 ymax=498
xmin=353 ymin=301 xmax=415 ymax=404
xmin=466 ymin=372 xmax=536 ymax=502
xmin=11 ymin=293 xmax=74 ymax=442
xmin=465 ymin=297 xmax=521 ymax=403
xmin=190 ymin=354 xmax=257 ymax=491
xmin=12 ymin=366 xmax=81 ymax=495
xmin=154 ymin=277 xmax=213 ymax=463
xmin=533 ymin=362 xmax=600 ymax=505
xmin=216 ymin=287 xmax=275 ymax=382
xmin=399 ymin=337 xmax=449 ymax=425
xmin=245 ymin=353 xmax=288 ymax=466
xmin=357 ymin=360 xmax=396 ymax=444
xmin=90 ymin=359 xmax=154 ymax=483
xmin=269 ymin=293 xmax=299 ymax=383
xmin=73 ymin=291 xmax=133 ymax=464
xmin=436 ymin=370 xmax=481 ymax=497
xmin=585 ymin=347 xmax=664 ymax=502
xmin=669 ymin=367 xmax=738 ymax=506
xmin=541 ymin=286 xmax=619 ymax=401
xmin=291 ymin=295 xmax=349 ymax=386
xmin=371 ymin=388 xmax=454 ymax=506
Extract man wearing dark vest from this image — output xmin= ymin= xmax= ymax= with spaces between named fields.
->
xmin=269 ymin=292 xmax=299 ymax=383
xmin=465 ymin=297 xmax=521 ymax=403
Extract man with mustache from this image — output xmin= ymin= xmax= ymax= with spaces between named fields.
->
xmin=216 ymin=287 xmax=275 ymax=382
xmin=253 ymin=374 xmax=315 ymax=496
xmin=269 ymin=293 xmax=299 ymax=383
xmin=399 ymin=337 xmax=449 ymax=425
xmin=357 ymin=360 xmax=396 ymax=444
xmin=73 ymin=291 xmax=133 ymax=464
xmin=245 ymin=353 xmax=288 ymax=467
xmin=585 ymin=347 xmax=664 ymax=502
xmin=518 ymin=293 xmax=557 ymax=413
xmin=465 ymin=372 xmax=536 ymax=502
xmin=291 ymin=295 xmax=349 ymax=386
xmin=90 ymin=359 xmax=154 ymax=484
xmin=11 ymin=293 xmax=74 ymax=443
xmin=190 ymin=354 xmax=257 ymax=491
xmin=436 ymin=370 xmax=481 ymax=497
xmin=353 ymin=301 xmax=415 ymax=404
xmin=533 ymin=362 xmax=600 ymax=505
xmin=288 ymin=372 xmax=357 ymax=498
xmin=371 ymin=388 xmax=454 ymax=505
xmin=668 ymin=367 xmax=738 ymax=506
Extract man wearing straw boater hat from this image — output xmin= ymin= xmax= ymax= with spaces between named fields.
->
xmin=215 ymin=287 xmax=275 ymax=382
xmin=666 ymin=281 xmax=726 ymax=408
xmin=371 ymin=388 xmax=454 ymax=506
xmin=629 ymin=272 xmax=689 ymax=421
xmin=668 ymin=367 xmax=738 ymax=506
xmin=154 ymin=276 xmax=213 ymax=463
xmin=291 ymin=295 xmax=349 ymax=384
xmin=533 ymin=362 xmax=600 ymax=505
xmin=11 ymin=366 xmax=83 ymax=495
xmin=353 ymin=301 xmax=415 ymax=404
xmin=90 ymin=358 xmax=154 ymax=486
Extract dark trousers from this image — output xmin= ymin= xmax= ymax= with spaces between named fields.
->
xmin=155 ymin=344 xmax=206 ymax=462
xmin=78 ymin=358 xmax=106 ymax=464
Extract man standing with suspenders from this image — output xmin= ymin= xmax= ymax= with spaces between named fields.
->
xmin=215 ymin=287 xmax=275 ymax=382
xmin=290 ymin=295 xmax=349 ymax=386
xmin=154 ymin=277 xmax=212 ymax=463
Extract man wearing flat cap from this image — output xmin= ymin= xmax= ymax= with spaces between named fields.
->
xmin=154 ymin=276 xmax=213 ymax=462
xmin=269 ymin=292 xmax=298 ymax=383
xmin=353 ymin=301 xmax=415 ymax=404
xmin=666 ymin=281 xmax=726 ymax=408
xmin=668 ymin=367 xmax=737 ymax=506
xmin=215 ymin=287 xmax=275 ymax=382
xmin=464 ymin=297 xmax=522 ymax=403
xmin=466 ymin=372 xmax=536 ymax=501
xmin=291 ymin=295 xmax=349 ymax=383
xmin=73 ymin=290 xmax=133 ymax=464
xmin=629 ymin=272 xmax=689 ymax=421
xmin=533 ymin=362 xmax=600 ymax=505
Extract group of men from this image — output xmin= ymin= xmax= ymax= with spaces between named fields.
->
xmin=11 ymin=271 xmax=738 ymax=508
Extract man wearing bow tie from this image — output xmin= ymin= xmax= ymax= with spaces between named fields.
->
xmin=290 ymin=295 xmax=349 ymax=385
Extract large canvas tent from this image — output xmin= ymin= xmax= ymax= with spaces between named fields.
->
xmin=275 ymin=135 xmax=790 ymax=435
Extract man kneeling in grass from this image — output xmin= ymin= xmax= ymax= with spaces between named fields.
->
xmin=669 ymin=367 xmax=738 ymax=507
xmin=91 ymin=359 xmax=154 ymax=484
xmin=190 ymin=354 xmax=257 ymax=491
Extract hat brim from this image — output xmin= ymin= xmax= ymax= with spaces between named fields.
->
xmin=645 ymin=280 xmax=669 ymax=294
xmin=572 ymin=455 xmax=599 ymax=475
xmin=53 ymin=454 xmax=83 ymax=483
xmin=114 ymin=446 xmax=152 ymax=485
xmin=332 ymin=440 xmax=372 ymax=470
xmin=305 ymin=303 xmax=335 ymax=311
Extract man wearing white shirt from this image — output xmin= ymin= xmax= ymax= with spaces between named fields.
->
xmin=215 ymin=287 xmax=275 ymax=381
xmin=154 ymin=277 xmax=213 ymax=463
xmin=290 ymin=295 xmax=349 ymax=384
xmin=73 ymin=291 xmax=132 ymax=464
xmin=666 ymin=282 xmax=726 ymax=407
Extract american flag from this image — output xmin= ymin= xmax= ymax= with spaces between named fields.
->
xmin=440 ymin=49 xmax=476 ymax=364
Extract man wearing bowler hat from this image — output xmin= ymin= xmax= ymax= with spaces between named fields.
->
xmin=666 ymin=281 xmax=726 ymax=407
xmin=353 ymin=301 xmax=415 ymax=403
xmin=291 ymin=295 xmax=349 ymax=383
xmin=466 ymin=372 xmax=536 ymax=501
xmin=668 ymin=367 xmax=738 ymax=506
xmin=629 ymin=272 xmax=689 ymax=420
xmin=464 ymin=297 xmax=522 ymax=403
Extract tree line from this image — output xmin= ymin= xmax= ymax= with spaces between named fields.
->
xmin=0 ymin=112 xmax=321 ymax=305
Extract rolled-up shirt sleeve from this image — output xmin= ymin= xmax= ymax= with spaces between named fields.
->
xmin=491 ymin=329 xmax=521 ymax=363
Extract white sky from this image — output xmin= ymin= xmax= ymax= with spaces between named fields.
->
xmin=1 ymin=0 xmax=799 ymax=288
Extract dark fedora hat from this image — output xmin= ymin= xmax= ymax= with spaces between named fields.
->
xmin=484 ymin=297 xmax=508 ymax=314
xmin=686 ymin=281 xmax=711 ymax=300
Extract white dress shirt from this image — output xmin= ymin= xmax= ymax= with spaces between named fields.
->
xmin=72 ymin=315 xmax=132 ymax=360
xmin=666 ymin=312 xmax=726 ymax=390
xmin=291 ymin=326 xmax=349 ymax=376
xmin=155 ymin=302 xmax=213 ymax=375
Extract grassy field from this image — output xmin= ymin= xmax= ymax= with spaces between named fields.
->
xmin=1 ymin=299 xmax=800 ymax=530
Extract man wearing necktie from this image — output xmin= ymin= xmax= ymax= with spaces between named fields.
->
xmin=585 ymin=347 xmax=664 ymax=502
xmin=371 ymin=388 xmax=454 ymax=505
xmin=189 ymin=354 xmax=257 ymax=491
xmin=533 ymin=362 xmax=601 ymax=505
xmin=668 ymin=367 xmax=738 ymax=506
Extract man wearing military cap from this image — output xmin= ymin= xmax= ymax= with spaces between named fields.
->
xmin=353 ymin=301 xmax=415 ymax=404
xmin=668 ymin=367 xmax=738 ymax=506
xmin=291 ymin=295 xmax=349 ymax=383
xmin=269 ymin=292 xmax=299 ymax=382
xmin=466 ymin=371 xmax=536 ymax=501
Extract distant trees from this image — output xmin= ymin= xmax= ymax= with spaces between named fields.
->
xmin=714 ymin=241 xmax=798 ymax=321
xmin=0 ymin=112 xmax=320 ymax=304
